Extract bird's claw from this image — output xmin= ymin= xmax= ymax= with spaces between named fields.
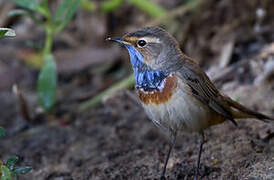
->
xmin=160 ymin=175 xmax=166 ymax=180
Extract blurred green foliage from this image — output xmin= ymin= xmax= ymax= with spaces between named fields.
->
xmin=100 ymin=0 xmax=124 ymax=12
xmin=80 ymin=0 xmax=96 ymax=11
xmin=0 ymin=28 xmax=15 ymax=38
xmin=79 ymin=75 xmax=135 ymax=111
xmin=11 ymin=0 xmax=48 ymax=16
xmin=0 ymin=156 xmax=32 ymax=180
xmin=0 ymin=115 xmax=31 ymax=180
xmin=37 ymin=54 xmax=57 ymax=111
xmin=128 ymin=0 xmax=166 ymax=18
xmin=54 ymin=0 xmax=80 ymax=34
xmin=100 ymin=0 xmax=166 ymax=17
xmin=10 ymin=0 xmax=80 ymax=112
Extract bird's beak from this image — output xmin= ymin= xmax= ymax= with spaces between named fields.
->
xmin=106 ymin=37 xmax=130 ymax=45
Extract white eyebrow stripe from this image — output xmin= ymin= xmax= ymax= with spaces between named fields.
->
xmin=141 ymin=37 xmax=161 ymax=43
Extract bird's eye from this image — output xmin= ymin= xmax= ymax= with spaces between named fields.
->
xmin=137 ymin=40 xmax=147 ymax=47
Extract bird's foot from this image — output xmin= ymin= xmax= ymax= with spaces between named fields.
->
xmin=160 ymin=175 xmax=166 ymax=180
xmin=194 ymin=170 xmax=199 ymax=180
xmin=192 ymin=164 xmax=216 ymax=179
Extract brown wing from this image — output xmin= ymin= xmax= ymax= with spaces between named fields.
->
xmin=177 ymin=56 xmax=238 ymax=126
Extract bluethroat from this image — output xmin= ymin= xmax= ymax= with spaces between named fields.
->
xmin=107 ymin=26 xmax=274 ymax=180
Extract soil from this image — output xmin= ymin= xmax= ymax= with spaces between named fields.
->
xmin=0 ymin=80 xmax=273 ymax=180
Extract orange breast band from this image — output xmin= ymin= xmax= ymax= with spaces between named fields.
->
xmin=138 ymin=75 xmax=177 ymax=105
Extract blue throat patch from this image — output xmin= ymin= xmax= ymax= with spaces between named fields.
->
xmin=125 ymin=45 xmax=169 ymax=91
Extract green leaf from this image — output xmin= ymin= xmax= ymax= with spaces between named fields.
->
xmin=1 ymin=165 xmax=12 ymax=180
xmin=40 ymin=0 xmax=48 ymax=9
xmin=6 ymin=157 xmax=18 ymax=170
xmin=11 ymin=0 xmax=49 ymax=17
xmin=0 ymin=28 xmax=16 ymax=38
xmin=0 ymin=30 xmax=7 ymax=38
xmin=128 ymin=0 xmax=166 ymax=18
xmin=54 ymin=0 xmax=80 ymax=33
xmin=0 ymin=127 xmax=5 ymax=138
xmin=81 ymin=0 xmax=96 ymax=12
xmin=100 ymin=0 xmax=124 ymax=12
xmin=8 ymin=9 xmax=27 ymax=17
xmin=12 ymin=0 xmax=40 ymax=11
xmin=37 ymin=54 xmax=57 ymax=112
xmin=12 ymin=166 xmax=32 ymax=175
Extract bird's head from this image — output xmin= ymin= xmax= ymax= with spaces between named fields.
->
xmin=107 ymin=26 xmax=182 ymax=71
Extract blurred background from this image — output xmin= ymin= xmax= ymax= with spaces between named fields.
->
xmin=0 ymin=0 xmax=273 ymax=179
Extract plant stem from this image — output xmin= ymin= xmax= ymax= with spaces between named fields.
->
xmin=128 ymin=0 xmax=166 ymax=18
xmin=145 ymin=0 xmax=203 ymax=26
xmin=43 ymin=27 xmax=54 ymax=56
xmin=42 ymin=3 xmax=54 ymax=57
xmin=100 ymin=0 xmax=124 ymax=12
xmin=78 ymin=74 xmax=135 ymax=111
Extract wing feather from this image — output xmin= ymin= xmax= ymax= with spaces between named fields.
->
xmin=177 ymin=56 xmax=237 ymax=126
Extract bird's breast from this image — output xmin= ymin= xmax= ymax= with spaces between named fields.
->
xmin=137 ymin=74 xmax=177 ymax=105
xmin=137 ymin=73 xmax=225 ymax=132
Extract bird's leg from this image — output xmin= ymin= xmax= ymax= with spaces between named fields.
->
xmin=194 ymin=132 xmax=205 ymax=180
xmin=160 ymin=130 xmax=177 ymax=180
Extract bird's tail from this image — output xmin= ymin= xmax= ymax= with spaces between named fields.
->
xmin=224 ymin=96 xmax=274 ymax=122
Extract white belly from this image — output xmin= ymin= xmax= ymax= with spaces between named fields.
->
xmin=141 ymin=88 xmax=221 ymax=132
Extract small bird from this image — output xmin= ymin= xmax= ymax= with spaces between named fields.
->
xmin=107 ymin=26 xmax=273 ymax=180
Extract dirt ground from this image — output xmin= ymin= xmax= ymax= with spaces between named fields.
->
xmin=0 ymin=0 xmax=274 ymax=179
xmin=0 ymin=74 xmax=274 ymax=180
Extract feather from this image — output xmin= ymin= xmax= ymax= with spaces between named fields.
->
xmin=224 ymin=96 xmax=274 ymax=121
xmin=177 ymin=56 xmax=238 ymax=126
xmin=177 ymin=55 xmax=273 ymax=124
